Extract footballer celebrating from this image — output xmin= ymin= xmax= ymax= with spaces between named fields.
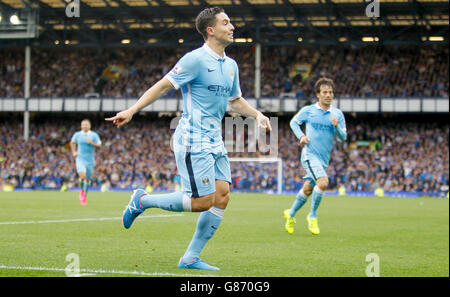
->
xmin=106 ymin=7 xmax=271 ymax=271
xmin=284 ymin=77 xmax=347 ymax=235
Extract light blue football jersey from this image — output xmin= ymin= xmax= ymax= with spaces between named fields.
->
xmin=290 ymin=103 xmax=347 ymax=167
xmin=165 ymin=43 xmax=242 ymax=151
xmin=71 ymin=130 xmax=101 ymax=164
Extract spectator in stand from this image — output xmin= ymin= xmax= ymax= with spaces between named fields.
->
xmin=1 ymin=44 xmax=447 ymax=99
xmin=1 ymin=115 xmax=448 ymax=196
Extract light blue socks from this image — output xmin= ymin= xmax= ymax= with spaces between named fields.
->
xmin=139 ymin=191 xmax=224 ymax=261
xmin=80 ymin=179 xmax=90 ymax=192
xmin=182 ymin=206 xmax=225 ymax=261
xmin=309 ymin=186 xmax=324 ymax=219
xmin=84 ymin=180 xmax=91 ymax=193
xmin=139 ymin=191 xmax=191 ymax=212
xmin=289 ymin=189 xmax=308 ymax=218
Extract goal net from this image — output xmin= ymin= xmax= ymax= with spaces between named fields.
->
xmin=229 ymin=157 xmax=283 ymax=194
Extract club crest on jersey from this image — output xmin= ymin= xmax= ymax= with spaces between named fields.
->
xmin=230 ymin=70 xmax=234 ymax=79
xmin=201 ymin=176 xmax=210 ymax=186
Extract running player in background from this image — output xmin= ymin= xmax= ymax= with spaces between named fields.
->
xmin=284 ymin=78 xmax=347 ymax=235
xmin=106 ymin=7 xmax=271 ymax=271
xmin=71 ymin=119 xmax=102 ymax=206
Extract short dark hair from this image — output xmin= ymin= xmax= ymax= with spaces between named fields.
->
xmin=314 ymin=77 xmax=335 ymax=94
xmin=195 ymin=6 xmax=225 ymax=41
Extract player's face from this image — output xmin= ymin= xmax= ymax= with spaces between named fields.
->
xmin=211 ymin=12 xmax=234 ymax=46
xmin=317 ymin=84 xmax=334 ymax=107
xmin=81 ymin=120 xmax=91 ymax=132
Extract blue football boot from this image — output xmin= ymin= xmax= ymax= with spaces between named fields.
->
xmin=122 ymin=189 xmax=146 ymax=229
xmin=177 ymin=257 xmax=220 ymax=271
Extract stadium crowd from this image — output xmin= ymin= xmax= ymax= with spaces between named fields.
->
xmin=0 ymin=115 xmax=448 ymax=196
xmin=1 ymin=44 xmax=448 ymax=99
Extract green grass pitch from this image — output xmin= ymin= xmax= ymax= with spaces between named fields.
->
xmin=0 ymin=191 xmax=448 ymax=277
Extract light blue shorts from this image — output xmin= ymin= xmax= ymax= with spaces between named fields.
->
xmin=173 ymin=127 xmax=231 ymax=198
xmin=301 ymin=154 xmax=328 ymax=187
xmin=174 ymin=147 xmax=231 ymax=198
xmin=76 ymin=159 xmax=94 ymax=179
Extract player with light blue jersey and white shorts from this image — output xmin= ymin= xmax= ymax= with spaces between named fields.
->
xmin=283 ymin=77 xmax=347 ymax=236
xmin=106 ymin=7 xmax=271 ymax=271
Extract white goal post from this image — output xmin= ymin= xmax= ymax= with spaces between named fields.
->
xmin=229 ymin=157 xmax=283 ymax=194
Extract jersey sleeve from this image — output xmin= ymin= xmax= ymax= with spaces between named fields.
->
xmin=71 ymin=132 xmax=78 ymax=143
xmin=93 ymin=132 xmax=102 ymax=145
xmin=336 ymin=111 xmax=347 ymax=142
xmin=164 ymin=52 xmax=199 ymax=90
xmin=291 ymin=106 xmax=310 ymax=126
xmin=229 ymin=61 xmax=242 ymax=101
xmin=290 ymin=106 xmax=309 ymax=140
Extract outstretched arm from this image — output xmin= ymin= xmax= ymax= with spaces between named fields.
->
xmin=229 ymin=97 xmax=272 ymax=131
xmin=105 ymin=78 xmax=174 ymax=127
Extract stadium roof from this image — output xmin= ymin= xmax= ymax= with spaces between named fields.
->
xmin=0 ymin=0 xmax=448 ymax=47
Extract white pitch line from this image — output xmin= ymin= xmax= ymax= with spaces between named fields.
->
xmin=0 ymin=265 xmax=230 ymax=277
xmin=0 ymin=214 xmax=183 ymax=225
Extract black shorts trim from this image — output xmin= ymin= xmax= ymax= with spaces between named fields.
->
xmin=306 ymin=160 xmax=317 ymax=181
xmin=185 ymin=151 xmax=200 ymax=198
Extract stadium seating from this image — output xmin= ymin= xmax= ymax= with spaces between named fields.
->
xmin=1 ymin=44 xmax=448 ymax=99
xmin=0 ymin=115 xmax=447 ymax=196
